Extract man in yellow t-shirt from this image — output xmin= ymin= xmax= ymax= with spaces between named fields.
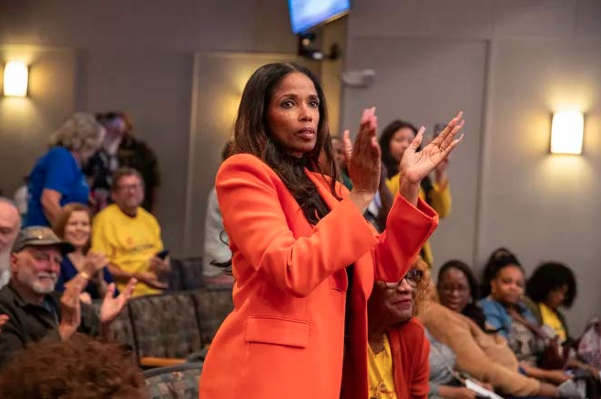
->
xmin=92 ymin=168 xmax=169 ymax=297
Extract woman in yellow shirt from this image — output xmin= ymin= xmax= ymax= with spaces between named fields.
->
xmin=526 ymin=262 xmax=600 ymax=378
xmin=525 ymin=262 xmax=576 ymax=343
xmin=379 ymin=120 xmax=453 ymax=267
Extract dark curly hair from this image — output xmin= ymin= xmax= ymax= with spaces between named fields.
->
xmin=0 ymin=334 xmax=148 ymax=398
xmin=526 ymin=262 xmax=577 ymax=308
xmin=480 ymin=247 xmax=523 ymax=299
xmin=438 ymin=259 xmax=489 ymax=331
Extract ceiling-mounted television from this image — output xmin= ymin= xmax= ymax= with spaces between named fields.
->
xmin=288 ymin=0 xmax=350 ymax=34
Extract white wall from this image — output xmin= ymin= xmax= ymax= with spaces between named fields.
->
xmin=0 ymin=45 xmax=76 ymax=196
xmin=344 ymin=0 xmax=601 ymax=333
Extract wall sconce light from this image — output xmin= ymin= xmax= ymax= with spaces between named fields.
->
xmin=550 ymin=111 xmax=584 ymax=155
xmin=3 ymin=61 xmax=29 ymax=97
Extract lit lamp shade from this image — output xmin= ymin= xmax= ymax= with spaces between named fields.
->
xmin=550 ymin=111 xmax=584 ymax=155
xmin=3 ymin=61 xmax=29 ymax=97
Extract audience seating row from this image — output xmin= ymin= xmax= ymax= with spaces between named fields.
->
xmin=95 ymin=282 xmax=233 ymax=365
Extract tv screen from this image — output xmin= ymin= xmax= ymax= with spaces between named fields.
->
xmin=288 ymin=0 xmax=350 ymax=34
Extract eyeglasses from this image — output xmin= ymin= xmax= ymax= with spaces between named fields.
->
xmin=116 ymin=183 xmax=142 ymax=192
xmin=384 ymin=269 xmax=423 ymax=290
xmin=438 ymin=284 xmax=469 ymax=294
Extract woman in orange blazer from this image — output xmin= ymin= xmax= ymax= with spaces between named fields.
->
xmin=199 ymin=62 xmax=465 ymax=399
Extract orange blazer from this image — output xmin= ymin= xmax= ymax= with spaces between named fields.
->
xmin=199 ymin=154 xmax=438 ymax=399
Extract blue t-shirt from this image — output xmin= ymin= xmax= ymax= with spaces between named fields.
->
xmin=26 ymin=147 xmax=90 ymax=227
xmin=55 ymin=255 xmax=118 ymax=299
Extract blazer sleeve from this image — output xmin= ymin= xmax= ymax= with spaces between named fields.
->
xmin=216 ymin=155 xmax=379 ymax=297
xmin=373 ymin=193 xmax=438 ymax=282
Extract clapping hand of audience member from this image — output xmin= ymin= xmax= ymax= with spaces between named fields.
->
xmin=81 ymin=251 xmax=108 ymax=277
xmin=342 ymin=107 xmax=381 ymax=213
xmin=398 ymin=112 xmax=464 ymax=204
xmin=0 ymin=314 xmax=8 ymax=333
xmin=58 ymin=278 xmax=86 ymax=341
xmin=99 ymin=278 xmax=136 ymax=326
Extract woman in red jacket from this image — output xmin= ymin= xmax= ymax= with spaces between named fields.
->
xmin=367 ymin=258 xmax=431 ymax=399
xmin=199 ymin=62 xmax=464 ymax=399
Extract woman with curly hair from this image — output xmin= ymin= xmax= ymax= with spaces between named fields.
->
xmin=526 ymin=262 xmax=600 ymax=382
xmin=525 ymin=262 xmax=576 ymax=344
xmin=0 ymin=334 xmax=148 ymax=398
xmin=27 ymin=113 xmax=105 ymax=227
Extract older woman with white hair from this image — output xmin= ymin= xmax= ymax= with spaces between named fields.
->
xmin=26 ymin=113 xmax=105 ymax=227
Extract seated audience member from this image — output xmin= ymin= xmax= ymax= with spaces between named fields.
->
xmin=27 ymin=113 xmax=105 ymax=227
xmin=479 ymin=249 xmax=572 ymax=384
xmin=0 ymin=198 xmax=21 ymax=288
xmin=203 ymin=141 xmax=234 ymax=285
xmin=53 ymin=203 xmax=117 ymax=301
xmin=526 ymin=262 xmax=600 ymax=384
xmin=366 ymin=258 xmax=431 ymax=399
xmin=92 ymin=168 xmax=169 ymax=297
xmin=0 ymin=227 xmax=135 ymax=366
xmin=422 ymin=259 xmax=563 ymax=397
xmin=0 ymin=333 xmax=149 ymax=398
xmin=525 ymin=262 xmax=577 ymax=344
xmin=0 ymin=314 xmax=7 ymax=332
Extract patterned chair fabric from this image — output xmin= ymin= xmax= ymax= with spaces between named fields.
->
xmin=129 ymin=292 xmax=203 ymax=358
xmin=167 ymin=257 xmax=205 ymax=292
xmin=145 ymin=362 xmax=203 ymax=399
xmin=191 ymin=287 xmax=234 ymax=344
xmin=92 ymin=301 xmax=136 ymax=351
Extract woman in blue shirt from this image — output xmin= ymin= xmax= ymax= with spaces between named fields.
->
xmin=479 ymin=248 xmax=571 ymax=385
xmin=27 ymin=113 xmax=105 ymax=227
xmin=52 ymin=203 xmax=116 ymax=301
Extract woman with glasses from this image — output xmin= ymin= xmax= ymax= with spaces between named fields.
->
xmin=366 ymin=258 xmax=430 ymax=399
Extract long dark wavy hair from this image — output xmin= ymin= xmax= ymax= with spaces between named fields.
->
xmin=378 ymin=119 xmax=434 ymax=199
xmin=233 ymin=62 xmax=340 ymax=224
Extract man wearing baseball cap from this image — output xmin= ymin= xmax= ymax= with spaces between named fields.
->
xmin=0 ymin=226 xmax=136 ymax=367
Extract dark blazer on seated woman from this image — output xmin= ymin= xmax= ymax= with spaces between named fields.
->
xmin=55 ymin=257 xmax=117 ymax=299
